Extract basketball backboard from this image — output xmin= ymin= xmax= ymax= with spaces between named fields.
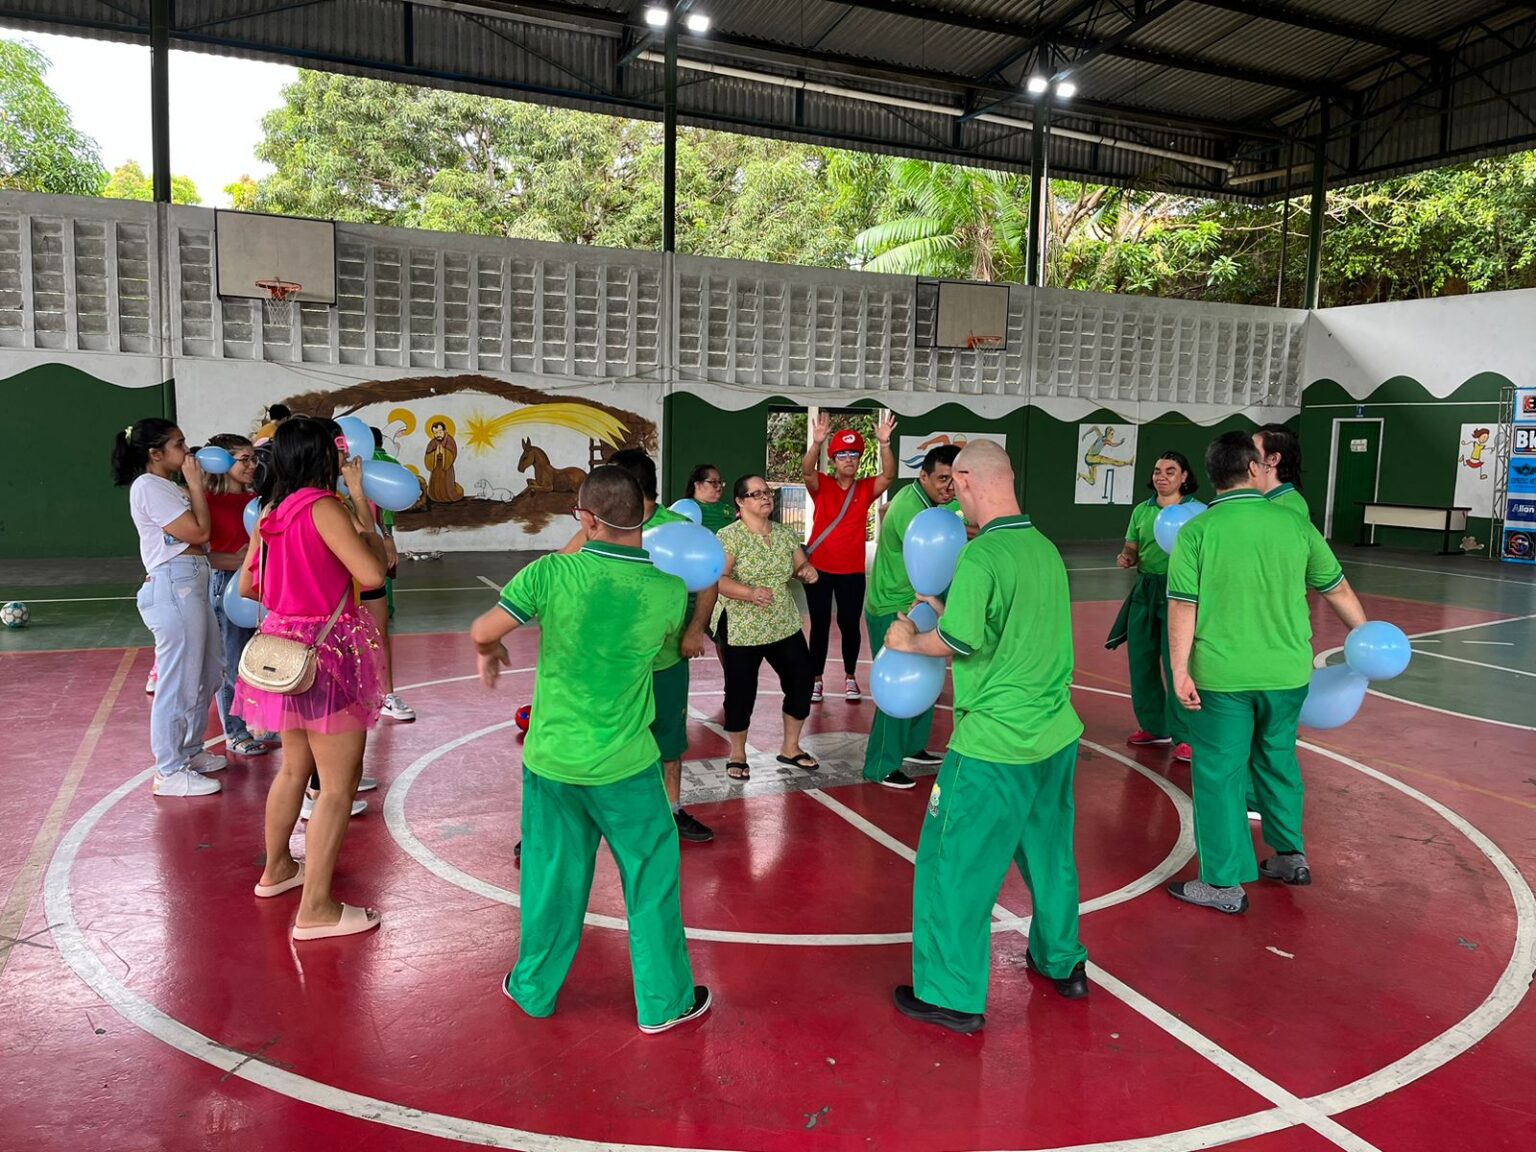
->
xmin=215 ymin=209 xmax=338 ymax=304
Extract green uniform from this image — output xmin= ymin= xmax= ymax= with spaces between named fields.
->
xmin=498 ymin=542 xmax=695 ymax=1027
xmin=912 ymin=515 xmax=1086 ymax=1013
xmin=862 ymin=482 xmax=961 ymax=782
xmin=1266 ymin=482 xmax=1309 ymax=519
xmin=1105 ymin=497 xmax=1194 ymax=743
xmin=698 ymin=500 xmax=735 ymax=534
xmin=1167 ymin=489 xmax=1345 ymax=888
xmin=643 ymin=505 xmax=694 ymax=762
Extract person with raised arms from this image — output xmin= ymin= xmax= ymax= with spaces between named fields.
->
xmin=471 ymin=465 xmax=709 ymax=1034
xmin=883 ymin=439 xmax=1088 ymax=1033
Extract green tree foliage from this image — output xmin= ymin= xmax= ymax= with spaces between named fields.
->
xmin=103 ymin=160 xmax=201 ymax=205
xmin=0 ymin=39 xmax=106 ymax=197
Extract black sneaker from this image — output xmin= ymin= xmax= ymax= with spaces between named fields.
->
xmin=639 ymin=985 xmax=712 ymax=1034
xmin=1024 ymin=952 xmax=1089 ymax=999
xmin=903 ymin=750 xmax=943 ymax=766
xmin=880 ymin=770 xmax=918 ymax=790
xmin=1258 ymin=853 xmax=1312 ymax=886
xmin=675 ymin=809 xmax=714 ymax=843
xmin=893 ymin=985 xmax=983 ymax=1034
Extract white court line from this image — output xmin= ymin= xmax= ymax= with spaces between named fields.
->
xmin=1462 ymin=640 xmax=1516 ymax=646
xmin=1409 ymin=648 xmax=1536 ymax=678
xmin=1341 ymin=557 xmax=1535 ymax=585
xmin=10 ymin=586 xmax=498 ymax=604
xmin=476 ymin=575 xmax=501 ymax=591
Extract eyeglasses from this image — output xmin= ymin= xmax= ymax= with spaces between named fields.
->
xmin=231 ymin=454 xmax=257 ymax=465
xmin=569 ymin=506 xmax=590 ymax=521
xmin=698 ymin=478 xmax=724 ymax=487
xmin=743 ymin=490 xmax=773 ymax=501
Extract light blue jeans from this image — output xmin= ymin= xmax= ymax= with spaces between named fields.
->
xmin=137 ymin=555 xmax=222 ymax=777
xmin=207 ymin=568 xmax=254 ymax=744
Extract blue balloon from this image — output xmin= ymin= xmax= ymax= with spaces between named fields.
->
xmin=1153 ymin=501 xmax=1207 ymax=555
xmin=222 ymin=577 xmax=261 ymax=629
xmin=645 ymin=522 xmax=726 ymax=592
xmin=1344 ymin=620 xmax=1412 ymax=682
xmin=871 ymin=647 xmax=946 ymax=719
xmin=361 ymin=459 xmax=420 ymax=512
xmin=336 ymin=415 xmax=373 ymax=460
xmin=242 ymin=497 xmax=260 ymax=537
xmin=669 ymin=498 xmax=703 ymax=524
xmin=195 ymin=446 xmax=233 ymax=475
xmin=903 ymin=506 xmax=968 ymax=596
xmin=1299 ymin=664 xmax=1369 ymax=730
xmin=907 ymin=600 xmax=939 ymax=633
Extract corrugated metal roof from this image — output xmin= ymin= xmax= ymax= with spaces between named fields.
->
xmin=4 ymin=0 xmax=1535 ymax=200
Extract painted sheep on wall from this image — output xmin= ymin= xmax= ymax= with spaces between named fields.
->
xmin=278 ymin=374 xmax=656 ymax=535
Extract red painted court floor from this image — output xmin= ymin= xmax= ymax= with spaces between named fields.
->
xmin=1 ymin=593 xmax=1534 ymax=1151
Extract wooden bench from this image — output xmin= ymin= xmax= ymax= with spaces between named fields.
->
xmin=1357 ymin=502 xmax=1471 ymax=555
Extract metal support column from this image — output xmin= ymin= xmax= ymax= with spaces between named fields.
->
xmin=151 ymin=0 xmax=172 ymax=203
xmin=1302 ymin=110 xmax=1328 ymax=309
xmin=1025 ymin=99 xmax=1049 ymax=286
xmin=662 ymin=5 xmax=678 ymax=254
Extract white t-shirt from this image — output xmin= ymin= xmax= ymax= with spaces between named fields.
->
xmin=130 ymin=474 xmax=195 ymax=571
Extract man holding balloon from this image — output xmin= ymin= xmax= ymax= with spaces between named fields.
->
xmin=882 ymin=440 xmax=1088 ymax=1033
xmin=861 ymin=444 xmax=963 ymax=789
xmin=1165 ymin=432 xmax=1368 ymax=915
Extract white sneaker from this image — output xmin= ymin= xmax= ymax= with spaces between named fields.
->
xmin=144 ymin=670 xmax=158 ymax=695
xmin=356 ymin=776 xmax=378 ymax=793
xmin=153 ymin=769 xmax=221 ymax=797
xmin=844 ymin=677 xmax=862 ymax=701
xmin=382 ymin=693 xmax=415 ymax=722
xmin=810 ymin=678 xmax=824 ymax=703
xmin=300 ymin=794 xmax=368 ymax=821
xmin=189 ymin=751 xmax=228 ymax=774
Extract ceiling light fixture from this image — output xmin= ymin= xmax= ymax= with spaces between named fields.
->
xmin=644 ymin=6 xmax=669 ymax=27
xmin=1055 ymin=80 xmax=1077 ymax=99
xmin=685 ymin=11 xmax=710 ymax=32
xmin=1026 ymin=75 xmax=1050 ymax=94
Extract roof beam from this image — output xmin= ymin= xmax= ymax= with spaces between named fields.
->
xmin=1186 ymin=0 xmax=1443 ymax=58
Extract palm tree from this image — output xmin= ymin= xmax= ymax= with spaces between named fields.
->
xmin=852 ymin=159 xmax=1029 ymax=281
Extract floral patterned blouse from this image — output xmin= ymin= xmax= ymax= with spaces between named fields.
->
xmin=712 ymin=519 xmax=804 ymax=646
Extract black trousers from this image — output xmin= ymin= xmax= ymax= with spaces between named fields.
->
xmin=804 ymin=569 xmax=866 ymax=678
xmin=717 ymin=612 xmax=815 ymax=732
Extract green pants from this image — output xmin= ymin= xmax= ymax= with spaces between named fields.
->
xmin=506 ymin=762 xmax=695 ymax=1028
xmin=912 ymin=743 xmax=1087 ymax=1015
xmin=650 ymin=660 xmax=690 ymax=763
xmin=1185 ymin=688 xmax=1308 ymax=888
xmin=1106 ymin=573 xmax=1186 ymax=742
xmin=862 ymin=611 xmax=936 ymax=782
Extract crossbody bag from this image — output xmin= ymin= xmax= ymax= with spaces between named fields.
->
xmin=237 ymin=537 xmax=349 ymax=696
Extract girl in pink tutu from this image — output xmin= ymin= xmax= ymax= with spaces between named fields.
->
xmin=237 ymin=416 xmax=389 ymax=941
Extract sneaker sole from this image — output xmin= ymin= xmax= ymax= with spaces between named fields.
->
xmin=880 ymin=777 xmax=918 ymax=790
xmin=1127 ymin=737 xmax=1172 ymax=746
xmin=383 ymin=713 xmax=416 ymax=723
xmin=1260 ymin=866 xmax=1312 ymax=886
xmin=639 ymin=988 xmax=712 ymax=1034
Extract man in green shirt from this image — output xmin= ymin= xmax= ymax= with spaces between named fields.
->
xmin=1255 ymin=424 xmax=1310 ymax=520
xmin=884 ymin=440 xmax=1088 ymax=1033
xmin=560 ymin=448 xmax=718 ymax=844
xmin=862 ymin=444 xmax=961 ymax=788
xmin=1166 ymin=432 xmax=1366 ymax=914
xmin=469 ymin=466 xmax=710 ymax=1033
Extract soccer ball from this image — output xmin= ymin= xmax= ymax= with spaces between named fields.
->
xmin=515 ymin=704 xmax=531 ymax=733
xmin=0 ymin=602 xmax=28 ymax=629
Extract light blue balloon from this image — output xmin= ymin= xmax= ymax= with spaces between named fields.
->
xmin=1153 ymin=500 xmax=1207 ymax=555
xmin=361 ymin=459 xmax=420 ymax=512
xmin=242 ymin=497 xmax=260 ymax=536
xmin=1344 ymin=621 xmax=1411 ymax=682
xmin=907 ymin=600 xmax=939 ymax=633
xmin=1299 ymin=664 xmax=1369 ymax=730
xmin=336 ymin=415 xmax=373 ymax=460
xmin=871 ymin=647 xmax=946 ymax=719
xmin=195 ymin=446 xmax=233 ymax=475
xmin=645 ymin=522 xmax=726 ymax=592
xmin=668 ymin=498 xmax=703 ymax=524
xmin=222 ymin=577 xmax=261 ymax=629
xmin=903 ymin=506 xmax=968 ymax=596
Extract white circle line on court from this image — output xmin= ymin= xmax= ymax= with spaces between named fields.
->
xmin=41 ymin=673 xmax=1535 ymax=1151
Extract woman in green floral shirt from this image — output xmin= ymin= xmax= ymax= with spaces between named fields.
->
xmin=714 ymin=475 xmax=820 ymax=780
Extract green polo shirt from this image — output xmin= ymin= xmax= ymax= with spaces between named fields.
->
xmin=1266 ymin=482 xmax=1309 ymax=519
xmin=699 ymin=501 xmax=735 ymax=534
xmin=1166 ymin=488 xmax=1345 ymax=692
xmin=867 ymin=482 xmax=962 ymax=617
xmin=642 ymin=504 xmax=695 ymax=671
xmin=935 ymin=515 xmax=1083 ymax=764
xmin=499 ymin=542 xmax=687 ymax=785
xmin=1122 ymin=495 xmax=1195 ymax=577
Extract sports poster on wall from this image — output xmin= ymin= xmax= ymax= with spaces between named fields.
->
xmin=1452 ymin=422 xmax=1504 ymax=520
xmin=1503 ymin=387 xmax=1536 ymax=564
xmin=1073 ymin=422 xmax=1139 ymax=505
xmin=896 ymin=432 xmax=1007 ymax=478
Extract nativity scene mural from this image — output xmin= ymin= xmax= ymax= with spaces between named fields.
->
xmin=279 ymin=375 xmax=657 ymax=534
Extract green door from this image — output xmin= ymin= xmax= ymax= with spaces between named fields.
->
xmin=1330 ymin=420 xmax=1382 ymax=544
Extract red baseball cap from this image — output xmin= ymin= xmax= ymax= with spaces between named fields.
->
xmin=829 ymin=429 xmax=865 ymax=455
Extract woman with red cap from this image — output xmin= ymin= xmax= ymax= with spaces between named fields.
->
xmin=801 ymin=410 xmax=898 ymax=702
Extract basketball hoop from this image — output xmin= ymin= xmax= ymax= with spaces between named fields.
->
xmin=256 ymin=278 xmax=302 ymax=326
xmin=964 ymin=333 xmax=1005 ymax=351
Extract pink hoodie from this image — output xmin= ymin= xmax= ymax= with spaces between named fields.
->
xmin=253 ymin=488 xmax=356 ymax=616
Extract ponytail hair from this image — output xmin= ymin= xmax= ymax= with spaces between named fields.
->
xmin=111 ymin=418 xmax=178 ymax=487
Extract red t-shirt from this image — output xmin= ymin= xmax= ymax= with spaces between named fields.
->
xmin=807 ymin=475 xmax=877 ymax=574
xmin=206 ymin=492 xmax=251 ymax=554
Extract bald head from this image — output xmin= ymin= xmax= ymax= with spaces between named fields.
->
xmin=951 ymin=439 xmax=1020 ymax=527
xmin=954 ymin=439 xmax=1013 ymax=487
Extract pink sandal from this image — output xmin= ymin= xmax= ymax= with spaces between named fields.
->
xmin=292 ymin=903 xmax=381 ymax=941
xmin=253 ymin=862 xmax=305 ymax=898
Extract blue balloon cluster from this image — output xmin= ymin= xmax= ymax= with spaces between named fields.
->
xmin=1300 ymin=665 xmax=1369 ymax=730
xmin=1153 ymin=500 xmax=1207 ymax=555
xmin=645 ymin=521 xmax=726 ymax=592
xmin=871 ymin=504 xmax=967 ymax=720
xmin=336 ymin=415 xmax=373 ymax=460
xmin=903 ymin=507 xmax=967 ymax=597
xmin=1344 ymin=621 xmax=1411 ymax=681
xmin=1300 ymin=621 xmax=1411 ymax=730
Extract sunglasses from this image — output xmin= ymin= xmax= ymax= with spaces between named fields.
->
xmin=832 ymin=451 xmax=860 ymax=460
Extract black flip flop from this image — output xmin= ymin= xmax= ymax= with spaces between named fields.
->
xmin=726 ymin=761 xmax=751 ymax=781
xmin=776 ymin=752 xmax=820 ymax=772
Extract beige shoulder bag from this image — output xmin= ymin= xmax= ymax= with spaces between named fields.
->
xmin=237 ymin=539 xmax=349 ymax=695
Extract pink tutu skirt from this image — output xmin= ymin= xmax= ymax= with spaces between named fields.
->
xmin=233 ymin=605 xmax=384 ymax=734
